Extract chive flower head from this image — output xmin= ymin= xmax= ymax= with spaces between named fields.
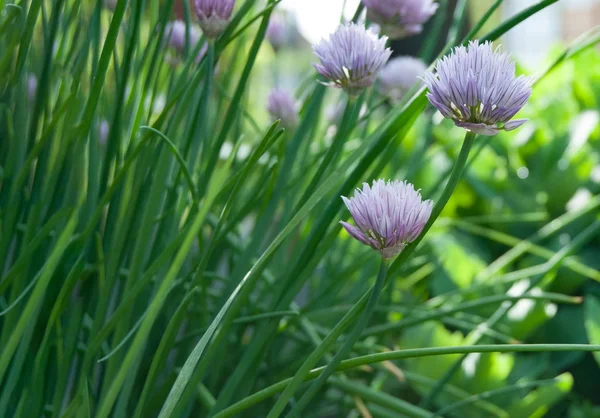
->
xmin=378 ymin=56 xmax=427 ymax=102
xmin=194 ymin=0 xmax=235 ymax=38
xmin=341 ymin=179 xmax=433 ymax=259
xmin=362 ymin=0 xmax=438 ymax=39
xmin=423 ymin=40 xmax=534 ymax=135
xmin=313 ymin=23 xmax=391 ymax=97
xmin=267 ymin=88 xmax=299 ymax=129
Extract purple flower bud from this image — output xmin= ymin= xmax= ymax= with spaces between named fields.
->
xmin=194 ymin=0 xmax=235 ymax=38
xmin=378 ymin=56 xmax=427 ymax=102
xmin=267 ymin=15 xmax=287 ymax=52
xmin=165 ymin=20 xmax=202 ymax=54
xmin=99 ymin=120 xmax=110 ymax=146
xmin=362 ymin=0 xmax=438 ymax=39
xmin=27 ymin=74 xmax=37 ymax=103
xmin=267 ymin=88 xmax=299 ymax=129
xmin=423 ymin=40 xmax=534 ymax=136
xmin=340 ymin=179 xmax=433 ymax=259
xmin=313 ymin=23 xmax=391 ymax=97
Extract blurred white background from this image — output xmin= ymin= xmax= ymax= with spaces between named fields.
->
xmin=281 ymin=0 xmax=600 ymax=69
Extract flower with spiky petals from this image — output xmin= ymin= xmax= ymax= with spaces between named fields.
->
xmin=340 ymin=179 xmax=433 ymax=259
xmin=362 ymin=0 xmax=438 ymax=39
xmin=378 ymin=56 xmax=427 ymax=102
xmin=423 ymin=40 xmax=534 ymax=136
xmin=194 ymin=0 xmax=235 ymax=38
xmin=267 ymin=88 xmax=299 ymax=129
xmin=313 ymin=23 xmax=391 ymax=97
xmin=267 ymin=15 xmax=287 ymax=52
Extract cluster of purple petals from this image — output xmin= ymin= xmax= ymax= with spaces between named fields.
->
xmin=362 ymin=0 xmax=438 ymax=39
xmin=340 ymin=179 xmax=433 ymax=259
xmin=423 ymin=41 xmax=534 ymax=135
xmin=194 ymin=0 xmax=235 ymax=38
xmin=313 ymin=23 xmax=391 ymax=97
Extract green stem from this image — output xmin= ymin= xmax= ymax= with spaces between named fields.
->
xmin=433 ymin=378 xmax=558 ymax=418
xmin=462 ymin=0 xmax=503 ymax=43
xmin=269 ymin=259 xmax=389 ymax=418
xmin=482 ymin=0 xmax=558 ymax=42
xmin=213 ymin=344 xmax=600 ymax=418
xmin=389 ymin=130 xmax=476 ymax=277
xmin=293 ymin=98 xmax=362 ymax=214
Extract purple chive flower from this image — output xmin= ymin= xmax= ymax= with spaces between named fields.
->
xmin=267 ymin=15 xmax=287 ymax=52
xmin=267 ymin=88 xmax=299 ymax=129
xmin=341 ymin=179 xmax=433 ymax=259
xmin=313 ymin=23 xmax=392 ymax=97
xmin=423 ymin=41 xmax=534 ymax=136
xmin=165 ymin=20 xmax=201 ymax=54
xmin=194 ymin=0 xmax=235 ymax=38
xmin=362 ymin=0 xmax=438 ymax=40
xmin=378 ymin=56 xmax=427 ymax=102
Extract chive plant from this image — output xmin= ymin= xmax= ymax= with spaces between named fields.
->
xmin=1 ymin=0 xmax=600 ymax=417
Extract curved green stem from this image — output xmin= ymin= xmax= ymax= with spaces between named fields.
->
xmin=389 ymin=130 xmax=476 ymax=276
xmin=213 ymin=344 xmax=600 ymax=418
xmin=432 ymin=378 xmax=559 ymax=418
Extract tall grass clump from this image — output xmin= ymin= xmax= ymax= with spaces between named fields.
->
xmin=1 ymin=0 xmax=600 ymax=417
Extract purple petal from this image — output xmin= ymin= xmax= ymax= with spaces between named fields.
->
xmin=504 ymin=119 xmax=528 ymax=131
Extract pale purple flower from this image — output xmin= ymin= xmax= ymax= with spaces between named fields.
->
xmin=27 ymin=74 xmax=37 ymax=102
xmin=267 ymin=88 xmax=299 ymax=129
xmin=99 ymin=120 xmax=110 ymax=146
xmin=423 ymin=41 xmax=534 ymax=136
xmin=362 ymin=0 xmax=438 ymax=39
xmin=341 ymin=179 xmax=433 ymax=259
xmin=378 ymin=56 xmax=427 ymax=102
xmin=194 ymin=0 xmax=235 ymax=38
xmin=165 ymin=21 xmax=202 ymax=54
xmin=313 ymin=23 xmax=391 ymax=97
xmin=267 ymin=15 xmax=286 ymax=52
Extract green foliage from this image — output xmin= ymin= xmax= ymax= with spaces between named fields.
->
xmin=1 ymin=1 xmax=600 ymax=417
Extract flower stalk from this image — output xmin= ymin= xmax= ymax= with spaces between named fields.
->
xmin=267 ymin=258 xmax=390 ymax=418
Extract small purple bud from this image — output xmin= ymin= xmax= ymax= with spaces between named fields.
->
xmin=165 ymin=20 xmax=201 ymax=54
xmin=362 ymin=0 xmax=438 ymax=39
xmin=194 ymin=0 xmax=235 ymax=38
xmin=267 ymin=15 xmax=286 ymax=52
xmin=27 ymin=74 xmax=37 ymax=103
xmin=313 ymin=23 xmax=391 ymax=97
xmin=423 ymin=40 xmax=534 ymax=136
xmin=340 ymin=179 xmax=433 ymax=259
xmin=99 ymin=120 xmax=110 ymax=146
xmin=267 ymin=88 xmax=299 ymax=129
xmin=378 ymin=56 xmax=427 ymax=102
